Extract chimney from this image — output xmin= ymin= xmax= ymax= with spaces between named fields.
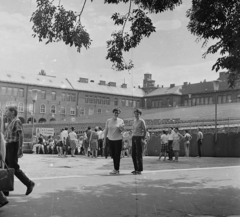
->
xmin=183 ymin=82 xmax=188 ymax=86
xmin=90 ymin=80 xmax=94 ymax=83
xmin=162 ymin=85 xmax=164 ymax=88
xmin=108 ymin=82 xmax=116 ymax=87
xmin=138 ymin=85 xmax=141 ymax=88
xmin=170 ymin=84 xmax=175 ymax=88
xmin=203 ymin=79 xmax=206 ymax=82
xmin=78 ymin=77 xmax=88 ymax=83
xmin=99 ymin=80 xmax=106 ymax=85
xmin=121 ymin=83 xmax=127 ymax=88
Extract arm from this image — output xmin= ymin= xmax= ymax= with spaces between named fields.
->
xmin=103 ymin=120 xmax=109 ymax=146
xmin=142 ymin=120 xmax=147 ymax=139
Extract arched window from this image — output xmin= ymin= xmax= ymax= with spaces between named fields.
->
xmin=18 ymin=102 xmax=24 ymax=113
xmin=97 ymin=108 xmax=102 ymax=114
xmin=70 ymin=107 xmax=76 ymax=116
xmin=50 ymin=118 xmax=56 ymax=122
xmin=50 ymin=105 xmax=56 ymax=114
xmin=60 ymin=106 xmax=66 ymax=114
xmin=89 ymin=108 xmax=94 ymax=115
xmin=79 ymin=107 xmax=85 ymax=116
xmin=38 ymin=118 xmax=47 ymax=123
xmin=40 ymin=104 xmax=46 ymax=113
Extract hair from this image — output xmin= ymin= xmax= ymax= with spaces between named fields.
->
xmin=65 ymin=127 xmax=68 ymax=130
xmin=95 ymin=128 xmax=98 ymax=132
xmin=175 ymin=127 xmax=179 ymax=131
xmin=134 ymin=108 xmax=142 ymax=115
xmin=185 ymin=130 xmax=189 ymax=133
xmin=99 ymin=127 xmax=103 ymax=131
xmin=170 ymin=127 xmax=173 ymax=130
xmin=87 ymin=126 xmax=91 ymax=130
xmin=163 ymin=130 xmax=167 ymax=135
xmin=71 ymin=126 xmax=75 ymax=131
xmin=7 ymin=106 xmax=18 ymax=117
xmin=112 ymin=107 xmax=121 ymax=114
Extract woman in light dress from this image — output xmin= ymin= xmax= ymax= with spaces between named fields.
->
xmin=90 ymin=128 xmax=99 ymax=158
xmin=69 ymin=127 xmax=77 ymax=157
xmin=172 ymin=127 xmax=184 ymax=162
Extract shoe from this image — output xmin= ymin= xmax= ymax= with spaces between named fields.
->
xmin=131 ymin=171 xmax=136 ymax=174
xmin=109 ymin=170 xmax=119 ymax=175
xmin=3 ymin=191 xmax=9 ymax=196
xmin=0 ymin=201 xmax=9 ymax=208
xmin=26 ymin=182 xmax=35 ymax=195
xmin=132 ymin=171 xmax=137 ymax=175
xmin=137 ymin=171 xmax=142 ymax=175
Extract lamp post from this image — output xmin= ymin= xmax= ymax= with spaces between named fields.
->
xmin=213 ymin=80 xmax=220 ymax=142
xmin=30 ymin=89 xmax=41 ymax=143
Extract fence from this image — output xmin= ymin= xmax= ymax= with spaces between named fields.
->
xmin=147 ymin=132 xmax=240 ymax=157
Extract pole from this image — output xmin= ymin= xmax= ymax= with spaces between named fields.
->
xmin=215 ymin=92 xmax=217 ymax=142
xmin=32 ymin=100 xmax=35 ymax=144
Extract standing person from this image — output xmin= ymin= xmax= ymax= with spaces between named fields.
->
xmin=104 ymin=108 xmax=124 ymax=175
xmin=69 ymin=127 xmax=77 ymax=157
xmin=61 ymin=127 xmax=69 ymax=157
xmin=184 ymin=130 xmax=192 ymax=157
xmin=4 ymin=106 xmax=35 ymax=196
xmin=131 ymin=108 xmax=146 ymax=175
xmin=197 ymin=128 xmax=204 ymax=157
xmin=97 ymin=127 xmax=103 ymax=157
xmin=90 ymin=128 xmax=99 ymax=158
xmin=56 ymin=129 xmax=64 ymax=156
xmin=167 ymin=127 xmax=174 ymax=161
xmin=84 ymin=127 xmax=92 ymax=157
xmin=159 ymin=130 xmax=168 ymax=161
xmin=172 ymin=127 xmax=184 ymax=162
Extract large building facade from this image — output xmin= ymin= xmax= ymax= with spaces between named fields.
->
xmin=0 ymin=71 xmax=240 ymax=124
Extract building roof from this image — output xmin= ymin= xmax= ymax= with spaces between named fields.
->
xmin=0 ymin=71 xmax=145 ymax=97
xmin=145 ymin=85 xmax=182 ymax=97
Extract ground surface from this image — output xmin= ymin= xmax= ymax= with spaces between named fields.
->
xmin=1 ymin=154 xmax=240 ymax=217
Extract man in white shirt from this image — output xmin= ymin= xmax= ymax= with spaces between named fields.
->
xmin=197 ymin=128 xmax=204 ymax=157
xmin=60 ymin=127 xmax=69 ymax=157
xmin=96 ymin=126 xmax=103 ymax=157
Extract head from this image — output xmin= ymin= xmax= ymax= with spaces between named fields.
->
xmin=5 ymin=106 xmax=18 ymax=118
xmin=87 ymin=126 xmax=91 ymax=131
xmin=185 ymin=130 xmax=189 ymax=134
xmin=95 ymin=127 xmax=98 ymax=132
xmin=163 ymin=130 xmax=167 ymax=135
xmin=71 ymin=126 xmax=75 ymax=131
xmin=99 ymin=127 xmax=103 ymax=131
xmin=112 ymin=108 xmax=121 ymax=117
xmin=174 ymin=127 xmax=179 ymax=133
xmin=61 ymin=128 xmax=64 ymax=132
xmin=65 ymin=127 xmax=68 ymax=131
xmin=134 ymin=108 xmax=142 ymax=118
xmin=198 ymin=128 xmax=201 ymax=132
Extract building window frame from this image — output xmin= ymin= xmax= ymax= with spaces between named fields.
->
xmin=97 ymin=108 xmax=102 ymax=114
xmin=60 ymin=106 xmax=66 ymax=114
xmin=41 ymin=90 xmax=46 ymax=99
xmin=79 ymin=107 xmax=85 ymax=116
xmin=40 ymin=104 xmax=46 ymax=113
xmin=52 ymin=91 xmax=56 ymax=100
xmin=50 ymin=105 xmax=56 ymax=114
xmin=19 ymin=88 xmax=24 ymax=97
xmin=89 ymin=108 xmax=94 ymax=115
xmin=18 ymin=102 xmax=24 ymax=113
xmin=70 ymin=107 xmax=76 ymax=116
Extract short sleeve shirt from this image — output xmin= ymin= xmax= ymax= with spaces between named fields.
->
xmin=106 ymin=118 xmax=124 ymax=141
xmin=4 ymin=117 xmax=23 ymax=143
xmin=132 ymin=118 xmax=146 ymax=137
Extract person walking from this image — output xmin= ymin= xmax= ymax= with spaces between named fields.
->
xmin=97 ymin=127 xmax=103 ymax=157
xmin=85 ymin=127 xmax=92 ymax=157
xmin=167 ymin=127 xmax=174 ymax=161
xmin=172 ymin=127 xmax=184 ymax=162
xmin=90 ymin=128 xmax=99 ymax=158
xmin=69 ymin=127 xmax=77 ymax=157
xmin=104 ymin=108 xmax=124 ymax=175
xmin=184 ymin=130 xmax=192 ymax=157
xmin=197 ymin=128 xmax=204 ymax=157
xmin=4 ymin=106 xmax=35 ymax=196
xmin=131 ymin=108 xmax=146 ymax=175
xmin=159 ymin=130 xmax=168 ymax=161
xmin=61 ymin=127 xmax=69 ymax=157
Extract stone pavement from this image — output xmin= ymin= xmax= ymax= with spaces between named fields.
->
xmin=1 ymin=154 xmax=240 ymax=217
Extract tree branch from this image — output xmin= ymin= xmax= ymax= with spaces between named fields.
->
xmin=79 ymin=0 xmax=87 ymax=19
xmin=122 ymin=0 xmax=132 ymax=36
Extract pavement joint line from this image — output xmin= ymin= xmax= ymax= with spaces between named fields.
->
xmin=16 ymin=165 xmax=240 ymax=181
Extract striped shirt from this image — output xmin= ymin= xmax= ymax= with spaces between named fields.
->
xmin=4 ymin=117 xmax=23 ymax=143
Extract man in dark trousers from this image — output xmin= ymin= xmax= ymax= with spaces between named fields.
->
xmin=4 ymin=106 xmax=35 ymax=196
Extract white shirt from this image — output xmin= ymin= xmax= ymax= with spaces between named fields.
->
xmin=97 ymin=130 xmax=103 ymax=139
xmin=69 ymin=131 xmax=77 ymax=141
xmin=161 ymin=134 xmax=168 ymax=144
xmin=167 ymin=130 xmax=174 ymax=141
xmin=60 ymin=130 xmax=68 ymax=142
xmin=106 ymin=118 xmax=124 ymax=141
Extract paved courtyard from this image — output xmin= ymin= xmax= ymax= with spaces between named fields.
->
xmin=1 ymin=154 xmax=240 ymax=217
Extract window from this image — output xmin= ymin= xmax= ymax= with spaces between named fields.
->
xmin=209 ymin=97 xmax=213 ymax=104
xmin=13 ymin=88 xmax=18 ymax=96
xmin=85 ymin=95 xmax=88 ymax=103
xmin=66 ymin=94 xmax=70 ymax=101
xmin=98 ymin=97 xmax=101 ymax=104
xmin=97 ymin=108 xmax=102 ymax=114
xmin=50 ymin=105 xmax=56 ymax=114
xmin=126 ymin=100 xmax=129 ymax=106
xmin=90 ymin=96 xmax=93 ymax=104
xmin=71 ymin=94 xmax=76 ymax=102
xmin=70 ymin=107 xmax=76 ymax=116
xmin=52 ymin=92 xmax=56 ymax=100
xmin=89 ymin=108 xmax=94 ymax=115
xmin=106 ymin=97 xmax=110 ymax=105
xmin=102 ymin=97 xmax=106 ymax=105
xmin=62 ymin=93 xmax=66 ymax=101
xmin=60 ymin=106 xmax=66 ymax=114
xmin=94 ymin=96 xmax=98 ymax=104
xmin=222 ymin=95 xmax=226 ymax=103
xmin=114 ymin=98 xmax=118 ymax=106
xmin=79 ymin=107 xmax=85 ymax=116
xmin=152 ymin=100 xmax=154 ymax=108
xmin=129 ymin=100 xmax=133 ymax=107
xmin=136 ymin=101 xmax=140 ymax=108
xmin=133 ymin=100 xmax=136 ymax=108
xmin=227 ymin=95 xmax=231 ymax=103
xmin=204 ymin=97 xmax=208 ymax=105
xmin=1 ymin=87 xmax=6 ymax=95
xmin=41 ymin=90 xmax=46 ymax=99
xmin=122 ymin=99 xmax=126 ymax=106
xmin=7 ymin=88 xmax=12 ymax=95
xmin=18 ymin=102 xmax=24 ymax=113
xmin=19 ymin=88 xmax=24 ymax=97
xmin=218 ymin=96 xmax=222 ymax=104
xmin=40 ymin=104 xmax=46 ymax=113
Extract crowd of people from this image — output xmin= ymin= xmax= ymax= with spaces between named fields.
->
xmin=0 ymin=105 xmax=204 ymax=209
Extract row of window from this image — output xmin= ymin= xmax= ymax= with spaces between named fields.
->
xmin=1 ymin=87 xmax=24 ymax=97
xmin=85 ymin=95 xmax=110 ymax=105
xmin=152 ymin=99 xmax=170 ymax=108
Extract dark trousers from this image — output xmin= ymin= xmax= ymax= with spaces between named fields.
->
xmin=168 ymin=140 xmax=173 ymax=160
xmin=132 ymin=136 xmax=143 ymax=172
xmin=98 ymin=139 xmax=103 ymax=156
xmin=104 ymin=138 xmax=112 ymax=158
xmin=197 ymin=140 xmax=203 ymax=157
xmin=5 ymin=142 xmax=31 ymax=187
xmin=108 ymin=139 xmax=122 ymax=171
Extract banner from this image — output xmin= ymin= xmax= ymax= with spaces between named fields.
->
xmin=36 ymin=128 xmax=54 ymax=137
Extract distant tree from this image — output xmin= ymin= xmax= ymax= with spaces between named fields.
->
xmin=39 ymin=69 xmax=46 ymax=76
xmin=30 ymin=0 xmax=182 ymax=71
xmin=187 ymin=0 xmax=240 ymax=88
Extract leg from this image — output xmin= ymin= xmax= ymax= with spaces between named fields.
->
xmin=131 ymin=137 xmax=137 ymax=171
xmin=0 ymin=192 xmax=8 ymax=207
xmin=136 ymin=137 xmax=143 ymax=172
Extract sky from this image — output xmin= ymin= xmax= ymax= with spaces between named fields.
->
xmin=0 ymin=0 xmax=221 ymax=88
